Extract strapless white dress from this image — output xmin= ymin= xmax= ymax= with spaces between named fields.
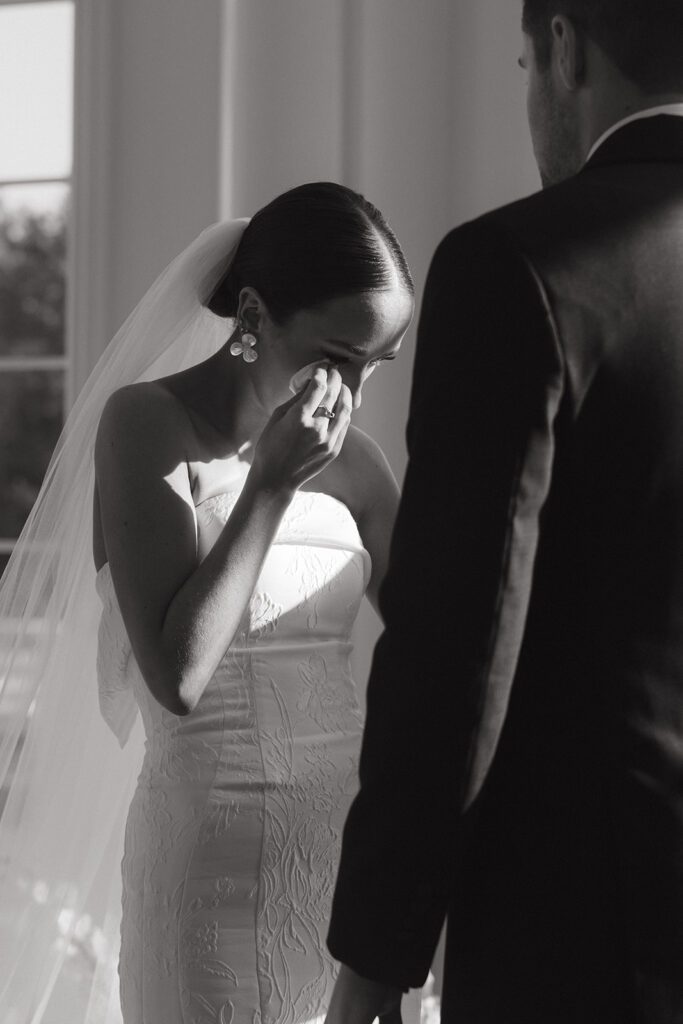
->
xmin=95 ymin=488 xmax=419 ymax=1024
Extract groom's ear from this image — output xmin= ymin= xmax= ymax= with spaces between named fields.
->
xmin=550 ymin=15 xmax=586 ymax=91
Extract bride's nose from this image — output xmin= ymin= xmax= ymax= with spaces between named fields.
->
xmin=341 ymin=370 xmax=363 ymax=410
xmin=340 ymin=363 xmax=375 ymax=410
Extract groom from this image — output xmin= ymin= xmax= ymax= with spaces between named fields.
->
xmin=326 ymin=1 xmax=683 ymax=1022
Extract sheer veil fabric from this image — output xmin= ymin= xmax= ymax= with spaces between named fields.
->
xmin=0 ymin=219 xmax=249 ymax=1023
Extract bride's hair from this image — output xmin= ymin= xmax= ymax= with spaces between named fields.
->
xmin=206 ymin=181 xmax=414 ymax=323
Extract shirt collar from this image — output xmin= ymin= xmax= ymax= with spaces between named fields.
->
xmin=585 ymin=103 xmax=683 ymax=165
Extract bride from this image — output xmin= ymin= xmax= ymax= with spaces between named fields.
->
xmin=0 ymin=182 xmax=416 ymax=1024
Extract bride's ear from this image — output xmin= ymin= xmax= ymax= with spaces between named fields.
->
xmin=236 ymin=286 xmax=269 ymax=333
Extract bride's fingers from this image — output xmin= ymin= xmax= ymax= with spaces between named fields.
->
xmin=312 ymin=366 xmax=342 ymax=420
xmin=299 ymin=367 xmax=330 ymax=418
xmin=327 ymin=366 xmax=343 ymax=409
xmin=327 ymin=384 xmax=353 ymax=452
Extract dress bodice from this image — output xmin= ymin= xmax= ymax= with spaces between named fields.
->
xmin=195 ymin=488 xmax=371 ymax=648
xmin=95 ymin=488 xmax=371 ymax=745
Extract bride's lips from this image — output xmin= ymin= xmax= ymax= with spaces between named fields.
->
xmin=288 ymin=359 xmax=334 ymax=395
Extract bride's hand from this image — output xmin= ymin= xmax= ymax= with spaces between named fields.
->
xmin=250 ymin=366 xmax=352 ymax=493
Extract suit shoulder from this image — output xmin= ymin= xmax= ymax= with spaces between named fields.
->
xmin=429 ymin=205 xmax=535 ymax=279
xmin=426 ymin=200 xmax=550 ymax=315
xmin=419 ymin=197 xmax=565 ymax=379
xmin=434 ymin=175 xmax=593 ymax=271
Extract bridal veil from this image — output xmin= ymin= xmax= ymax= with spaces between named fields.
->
xmin=0 ymin=218 xmax=248 ymax=1023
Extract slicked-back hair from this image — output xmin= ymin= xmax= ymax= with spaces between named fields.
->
xmin=522 ymin=0 xmax=683 ymax=93
xmin=206 ymin=182 xmax=414 ymax=325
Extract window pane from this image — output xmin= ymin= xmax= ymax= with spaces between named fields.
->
xmin=0 ymin=183 xmax=69 ymax=356
xmin=0 ymin=370 xmax=63 ymax=537
xmin=0 ymin=2 xmax=74 ymax=181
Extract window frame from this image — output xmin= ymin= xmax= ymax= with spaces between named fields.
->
xmin=0 ymin=0 xmax=74 ymax=559
xmin=0 ymin=0 xmax=111 ymax=562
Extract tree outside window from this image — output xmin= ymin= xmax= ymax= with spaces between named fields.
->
xmin=0 ymin=0 xmax=74 ymax=581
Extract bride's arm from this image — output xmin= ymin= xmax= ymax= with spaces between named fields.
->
xmin=95 ymin=372 xmax=349 ymax=716
xmin=95 ymin=382 xmax=292 ymax=716
xmin=346 ymin=426 xmax=400 ymax=618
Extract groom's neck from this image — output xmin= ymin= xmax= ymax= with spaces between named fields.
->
xmin=577 ymin=43 xmax=683 ymax=161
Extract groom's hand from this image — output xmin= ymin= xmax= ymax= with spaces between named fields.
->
xmin=325 ymin=963 xmax=403 ymax=1024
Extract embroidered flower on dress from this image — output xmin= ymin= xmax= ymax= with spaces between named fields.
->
xmin=211 ymin=877 xmax=236 ymax=908
xmin=249 ymin=591 xmax=283 ymax=640
xmin=297 ymin=654 xmax=357 ymax=733
xmin=184 ymin=920 xmax=219 ymax=961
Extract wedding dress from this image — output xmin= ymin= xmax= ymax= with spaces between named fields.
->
xmin=97 ymin=485 xmax=419 ymax=1024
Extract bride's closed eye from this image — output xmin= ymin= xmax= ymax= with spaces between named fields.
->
xmin=322 ymin=353 xmax=396 ymax=366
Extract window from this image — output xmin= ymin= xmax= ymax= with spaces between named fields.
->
xmin=0 ymin=0 xmax=75 ymax=580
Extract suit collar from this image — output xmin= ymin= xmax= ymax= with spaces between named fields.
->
xmin=584 ymin=114 xmax=683 ymax=170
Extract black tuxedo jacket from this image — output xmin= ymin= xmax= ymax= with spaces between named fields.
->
xmin=327 ymin=116 xmax=683 ymax=1023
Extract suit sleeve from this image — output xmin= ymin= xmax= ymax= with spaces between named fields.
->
xmin=327 ymin=219 xmax=566 ymax=989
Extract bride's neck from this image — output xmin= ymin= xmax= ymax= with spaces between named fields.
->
xmin=201 ymin=339 xmax=273 ymax=448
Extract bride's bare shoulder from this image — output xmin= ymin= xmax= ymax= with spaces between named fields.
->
xmin=95 ymin=379 xmax=194 ymax=462
xmin=336 ymin=424 xmax=399 ymax=522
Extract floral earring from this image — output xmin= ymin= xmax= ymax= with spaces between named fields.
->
xmin=230 ymin=317 xmax=258 ymax=363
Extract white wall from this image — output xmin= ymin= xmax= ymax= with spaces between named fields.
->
xmin=73 ymin=0 xmax=225 ymax=371
xmin=106 ymin=0 xmax=224 ymax=330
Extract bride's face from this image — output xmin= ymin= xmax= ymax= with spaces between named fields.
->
xmin=260 ymin=284 xmax=414 ymax=410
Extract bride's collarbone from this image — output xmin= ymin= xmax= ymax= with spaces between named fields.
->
xmin=188 ymin=451 xmax=251 ymax=508
xmin=190 ymin=466 xmax=355 ymax=513
xmin=160 ymin=383 xmax=250 ymax=499
xmin=158 ymin=379 xmax=360 ymax=517
xmin=189 ymin=455 xmax=357 ymax=517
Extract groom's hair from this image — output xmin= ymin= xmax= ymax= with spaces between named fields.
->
xmin=522 ymin=0 xmax=683 ymax=93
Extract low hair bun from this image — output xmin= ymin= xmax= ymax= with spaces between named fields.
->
xmin=206 ymin=267 xmax=239 ymax=319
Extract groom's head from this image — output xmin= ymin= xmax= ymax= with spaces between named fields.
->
xmin=521 ymin=0 xmax=683 ymax=187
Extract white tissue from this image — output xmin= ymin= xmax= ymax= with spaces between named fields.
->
xmin=288 ymin=359 xmax=333 ymax=395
